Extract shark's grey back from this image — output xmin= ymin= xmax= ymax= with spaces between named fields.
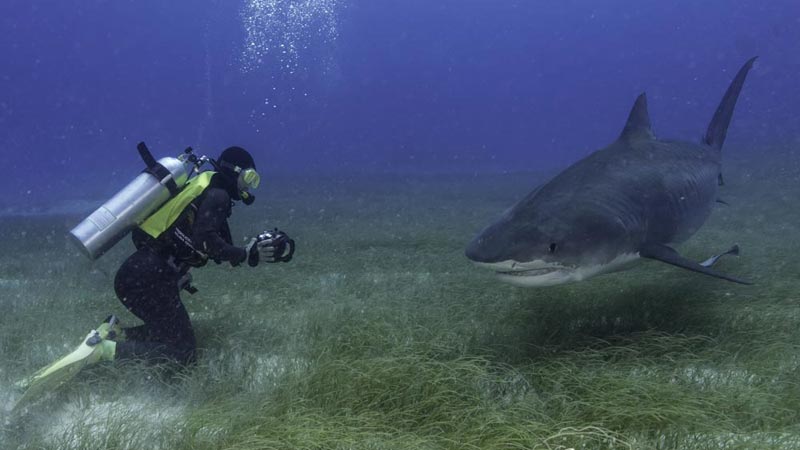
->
xmin=530 ymin=137 xmax=720 ymax=246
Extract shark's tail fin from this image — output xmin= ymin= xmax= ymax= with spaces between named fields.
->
xmin=703 ymin=57 xmax=757 ymax=150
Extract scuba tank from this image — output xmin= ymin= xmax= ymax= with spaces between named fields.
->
xmin=70 ymin=142 xmax=207 ymax=260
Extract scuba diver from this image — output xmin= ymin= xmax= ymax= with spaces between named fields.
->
xmin=14 ymin=145 xmax=294 ymax=411
xmin=111 ymin=145 xmax=293 ymax=365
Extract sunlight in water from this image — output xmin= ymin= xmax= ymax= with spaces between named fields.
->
xmin=240 ymin=0 xmax=341 ymax=74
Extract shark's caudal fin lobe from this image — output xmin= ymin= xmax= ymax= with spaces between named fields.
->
xmin=619 ymin=93 xmax=655 ymax=141
xmin=703 ymin=57 xmax=757 ymax=150
xmin=639 ymin=242 xmax=752 ymax=285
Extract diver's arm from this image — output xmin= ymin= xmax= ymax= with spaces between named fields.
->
xmin=193 ymin=188 xmax=248 ymax=265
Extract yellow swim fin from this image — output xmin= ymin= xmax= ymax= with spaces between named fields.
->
xmin=13 ymin=317 xmax=118 ymax=413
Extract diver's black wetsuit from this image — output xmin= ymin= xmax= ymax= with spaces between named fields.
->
xmin=113 ymin=173 xmax=247 ymax=365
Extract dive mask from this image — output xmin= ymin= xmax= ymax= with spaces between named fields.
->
xmin=239 ymin=167 xmax=260 ymax=190
xmin=217 ymin=158 xmax=260 ymax=201
xmin=237 ymin=168 xmax=259 ymax=205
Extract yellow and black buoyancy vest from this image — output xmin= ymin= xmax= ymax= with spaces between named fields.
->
xmin=133 ymin=171 xmax=220 ymax=267
xmin=139 ymin=170 xmax=216 ymax=239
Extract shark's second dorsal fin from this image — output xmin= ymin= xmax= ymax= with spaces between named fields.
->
xmin=619 ymin=93 xmax=655 ymax=141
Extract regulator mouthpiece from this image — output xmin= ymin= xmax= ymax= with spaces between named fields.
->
xmin=241 ymin=192 xmax=256 ymax=205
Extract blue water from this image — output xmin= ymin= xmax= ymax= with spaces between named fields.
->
xmin=1 ymin=0 xmax=797 ymax=209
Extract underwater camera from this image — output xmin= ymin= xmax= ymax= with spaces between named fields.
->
xmin=257 ymin=228 xmax=296 ymax=263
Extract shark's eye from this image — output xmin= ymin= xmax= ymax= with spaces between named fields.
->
xmin=549 ymin=243 xmax=558 ymax=253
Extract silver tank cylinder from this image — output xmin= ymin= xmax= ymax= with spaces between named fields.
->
xmin=70 ymin=156 xmax=195 ymax=260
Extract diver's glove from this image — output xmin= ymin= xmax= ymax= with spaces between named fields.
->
xmin=246 ymin=228 xmax=296 ymax=266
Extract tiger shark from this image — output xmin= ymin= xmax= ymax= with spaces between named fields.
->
xmin=466 ymin=58 xmax=756 ymax=287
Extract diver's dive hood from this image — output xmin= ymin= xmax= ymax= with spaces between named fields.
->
xmin=213 ymin=146 xmax=258 ymax=205
xmin=69 ymin=143 xmax=209 ymax=260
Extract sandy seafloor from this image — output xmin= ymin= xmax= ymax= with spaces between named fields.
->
xmin=1 ymin=146 xmax=800 ymax=449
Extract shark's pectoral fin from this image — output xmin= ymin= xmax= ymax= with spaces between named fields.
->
xmin=699 ymin=244 xmax=740 ymax=268
xmin=639 ymin=243 xmax=752 ymax=285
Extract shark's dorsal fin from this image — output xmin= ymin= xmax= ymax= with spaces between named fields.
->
xmin=619 ymin=93 xmax=655 ymax=141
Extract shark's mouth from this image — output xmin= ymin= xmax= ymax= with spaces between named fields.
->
xmin=472 ymin=252 xmax=641 ymax=287
xmin=496 ymin=267 xmax=563 ymax=277
xmin=494 ymin=264 xmax=575 ymax=287
xmin=470 ymin=260 xmax=571 ymax=278
xmin=471 ymin=260 xmax=577 ymax=287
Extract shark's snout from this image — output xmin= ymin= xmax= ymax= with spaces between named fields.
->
xmin=466 ymin=218 xmax=523 ymax=264
xmin=465 ymin=232 xmax=507 ymax=264
xmin=465 ymin=236 xmax=487 ymax=262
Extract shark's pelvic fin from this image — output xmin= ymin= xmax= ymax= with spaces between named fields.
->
xmin=639 ymin=242 xmax=752 ymax=285
xmin=619 ymin=93 xmax=655 ymax=141
xmin=703 ymin=57 xmax=757 ymax=150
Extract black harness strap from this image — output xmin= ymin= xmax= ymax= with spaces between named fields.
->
xmin=138 ymin=142 xmax=181 ymax=196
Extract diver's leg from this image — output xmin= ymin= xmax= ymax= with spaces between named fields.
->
xmin=114 ymin=250 xmax=197 ymax=365
xmin=120 ymin=324 xmax=148 ymax=341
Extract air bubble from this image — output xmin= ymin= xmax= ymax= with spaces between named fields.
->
xmin=240 ymin=0 xmax=341 ymax=74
